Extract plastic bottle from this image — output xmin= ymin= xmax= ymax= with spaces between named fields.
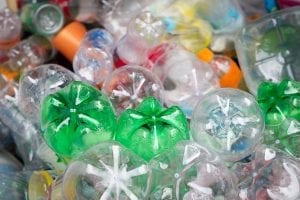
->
xmin=8 ymin=35 xmax=55 ymax=71
xmin=0 ymin=7 xmax=21 ymax=50
xmin=20 ymin=3 xmax=64 ymax=36
xmin=73 ymin=28 xmax=114 ymax=87
xmin=152 ymin=44 xmax=219 ymax=118
xmin=235 ymin=7 xmax=300 ymax=95
xmin=197 ymin=48 xmax=243 ymax=88
xmin=114 ymin=11 xmax=166 ymax=67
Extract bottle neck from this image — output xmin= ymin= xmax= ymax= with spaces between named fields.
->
xmin=28 ymin=170 xmax=64 ymax=200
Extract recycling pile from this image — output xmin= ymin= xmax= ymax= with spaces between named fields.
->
xmin=0 ymin=0 xmax=300 ymax=199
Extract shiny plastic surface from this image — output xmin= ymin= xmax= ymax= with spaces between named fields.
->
xmin=21 ymin=3 xmax=64 ymax=35
xmin=116 ymin=11 xmax=165 ymax=66
xmin=153 ymin=46 xmax=219 ymax=118
xmin=8 ymin=35 xmax=54 ymax=71
xmin=0 ymin=150 xmax=22 ymax=173
xmin=41 ymin=81 xmax=116 ymax=160
xmin=115 ymin=97 xmax=189 ymax=161
xmin=0 ymin=97 xmax=45 ymax=169
xmin=97 ymin=0 xmax=152 ymax=41
xmin=102 ymin=65 xmax=163 ymax=115
xmin=0 ymin=8 xmax=21 ymax=49
xmin=235 ymin=7 xmax=300 ymax=95
xmin=191 ymin=88 xmax=264 ymax=162
xmin=17 ymin=64 xmax=78 ymax=123
xmin=196 ymin=0 xmax=245 ymax=52
xmin=73 ymin=28 xmax=114 ymax=87
xmin=150 ymin=141 xmax=237 ymax=199
xmin=257 ymin=79 xmax=300 ymax=158
xmin=63 ymin=141 xmax=151 ymax=200
xmin=234 ymin=145 xmax=300 ymax=200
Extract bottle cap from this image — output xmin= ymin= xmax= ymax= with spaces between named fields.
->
xmin=52 ymin=21 xmax=87 ymax=61
xmin=197 ymin=48 xmax=214 ymax=63
xmin=219 ymin=58 xmax=242 ymax=88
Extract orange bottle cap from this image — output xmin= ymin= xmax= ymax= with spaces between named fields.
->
xmin=52 ymin=21 xmax=87 ymax=61
xmin=197 ymin=48 xmax=214 ymax=63
xmin=220 ymin=58 xmax=243 ymax=88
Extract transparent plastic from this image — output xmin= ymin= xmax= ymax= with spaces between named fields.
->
xmin=152 ymin=46 xmax=219 ymax=118
xmin=0 ymin=172 xmax=30 ymax=200
xmin=0 ymin=97 xmax=45 ymax=169
xmin=41 ymin=81 xmax=116 ymax=160
xmin=0 ymin=150 xmax=23 ymax=173
xmin=195 ymin=0 xmax=244 ymax=33
xmin=73 ymin=28 xmax=114 ymax=87
xmin=257 ymin=80 xmax=300 ymax=158
xmin=36 ymin=142 xmax=67 ymax=171
xmin=238 ymin=0 xmax=266 ymax=21
xmin=102 ymin=65 xmax=163 ymax=115
xmin=235 ymin=7 xmax=300 ymax=95
xmin=115 ymin=97 xmax=189 ymax=161
xmin=149 ymin=141 xmax=237 ymax=199
xmin=17 ymin=64 xmax=78 ymax=124
xmin=8 ymin=35 xmax=54 ymax=71
xmin=20 ymin=3 xmax=64 ymax=35
xmin=28 ymin=170 xmax=62 ymax=200
xmin=96 ymin=0 xmax=152 ymax=41
xmin=0 ymin=119 xmax=14 ymax=151
xmin=0 ymin=8 xmax=22 ymax=49
xmin=233 ymin=145 xmax=300 ymax=200
xmin=115 ymin=11 xmax=165 ymax=66
xmin=63 ymin=141 xmax=151 ymax=200
xmin=80 ymin=28 xmax=114 ymax=52
xmin=0 ymin=170 xmax=61 ymax=200
xmin=145 ymin=0 xmax=212 ymax=54
xmin=191 ymin=88 xmax=264 ymax=162
xmin=195 ymin=0 xmax=245 ymax=52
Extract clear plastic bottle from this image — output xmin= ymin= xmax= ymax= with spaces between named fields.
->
xmin=102 ymin=65 xmax=163 ymax=115
xmin=73 ymin=28 xmax=114 ymax=87
xmin=152 ymin=44 xmax=219 ymax=118
xmin=17 ymin=64 xmax=78 ymax=123
xmin=149 ymin=141 xmax=237 ymax=199
xmin=190 ymin=88 xmax=264 ymax=162
xmin=7 ymin=35 xmax=54 ymax=71
xmin=233 ymin=145 xmax=300 ymax=200
xmin=50 ymin=0 xmax=97 ymax=23
xmin=235 ymin=7 xmax=300 ymax=95
xmin=115 ymin=11 xmax=166 ymax=67
xmin=96 ymin=0 xmax=152 ymax=40
xmin=63 ymin=141 xmax=151 ymax=200
xmin=20 ymin=2 xmax=64 ymax=36
xmin=0 ymin=7 xmax=21 ymax=50
xmin=0 ymin=97 xmax=45 ymax=169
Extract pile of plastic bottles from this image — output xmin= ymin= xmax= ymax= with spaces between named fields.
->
xmin=0 ymin=0 xmax=300 ymax=199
